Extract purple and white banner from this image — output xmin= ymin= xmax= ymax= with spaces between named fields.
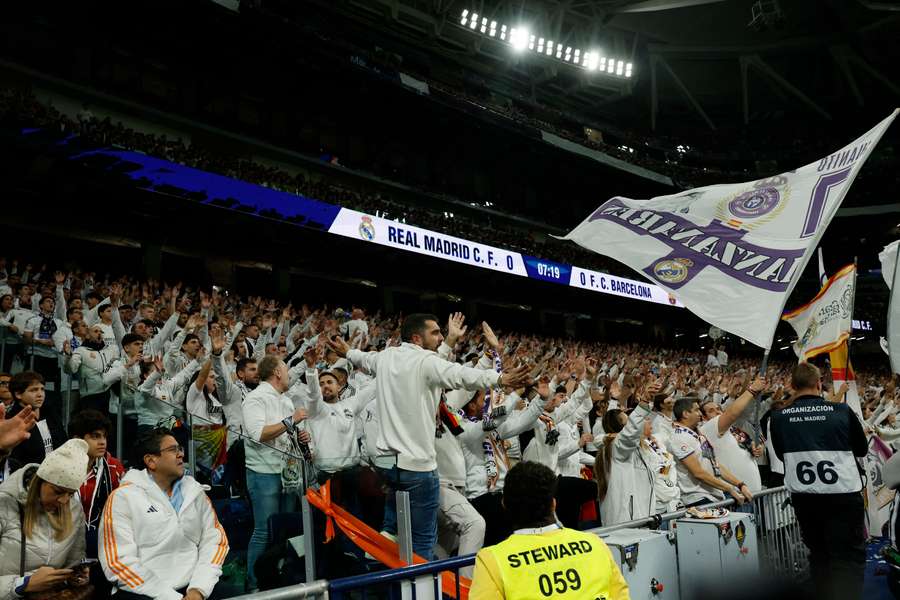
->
xmin=563 ymin=110 xmax=898 ymax=348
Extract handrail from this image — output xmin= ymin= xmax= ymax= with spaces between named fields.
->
xmin=227 ymin=580 xmax=330 ymax=599
xmin=586 ymin=485 xmax=789 ymax=536
xmin=327 ymin=554 xmax=475 ymax=591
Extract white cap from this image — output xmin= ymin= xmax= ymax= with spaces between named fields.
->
xmin=36 ymin=439 xmax=89 ymax=491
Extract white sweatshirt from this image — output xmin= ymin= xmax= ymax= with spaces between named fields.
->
xmin=346 ymin=343 xmax=501 ymax=472
xmin=135 ymin=361 xmax=200 ymax=428
xmin=522 ymin=381 xmax=592 ymax=474
xmin=186 ymin=383 xmax=225 ymax=426
xmin=304 ymin=368 xmax=371 ymax=473
xmin=212 ymin=353 xmax=251 ymax=448
xmin=460 ymin=394 xmax=547 ymax=499
xmin=242 ymin=381 xmax=296 ymax=474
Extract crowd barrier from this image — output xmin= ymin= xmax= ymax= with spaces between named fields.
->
xmin=228 ymin=485 xmax=809 ymax=600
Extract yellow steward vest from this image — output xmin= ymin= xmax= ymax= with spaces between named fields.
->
xmin=487 ymin=526 xmax=619 ymax=599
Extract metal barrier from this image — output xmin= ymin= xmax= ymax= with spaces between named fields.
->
xmin=751 ymin=486 xmax=809 ymax=579
xmin=583 ymin=486 xmax=809 ymax=580
xmin=228 ymin=581 xmax=330 ymax=599
xmin=329 ymin=555 xmax=473 ymax=600
xmin=227 ymin=485 xmax=809 ymax=599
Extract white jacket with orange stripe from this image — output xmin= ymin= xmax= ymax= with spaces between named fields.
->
xmin=98 ymin=469 xmax=229 ymax=600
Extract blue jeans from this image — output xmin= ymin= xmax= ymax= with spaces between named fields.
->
xmin=246 ymin=469 xmax=298 ymax=590
xmin=377 ymin=466 xmax=440 ymax=560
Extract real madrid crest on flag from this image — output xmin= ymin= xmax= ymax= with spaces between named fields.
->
xmin=719 ymin=179 xmax=789 ymax=230
xmin=653 ymin=258 xmax=692 ymax=285
xmin=358 ymin=215 xmax=376 ymax=241
xmin=561 ymin=110 xmax=898 ymax=349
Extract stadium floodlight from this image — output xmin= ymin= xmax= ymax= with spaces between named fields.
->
xmin=459 ymin=8 xmax=633 ymax=77
xmin=510 ymin=28 xmax=529 ymax=50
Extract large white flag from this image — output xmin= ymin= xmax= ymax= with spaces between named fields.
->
xmin=879 ymin=241 xmax=900 ymax=374
xmin=563 ymin=110 xmax=898 ymax=348
xmin=781 ymin=264 xmax=855 ymax=361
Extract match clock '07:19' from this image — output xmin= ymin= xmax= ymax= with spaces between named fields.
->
xmin=536 ymin=263 xmax=561 ymax=279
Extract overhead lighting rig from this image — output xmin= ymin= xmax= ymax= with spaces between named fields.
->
xmin=459 ymin=9 xmax=632 ymax=78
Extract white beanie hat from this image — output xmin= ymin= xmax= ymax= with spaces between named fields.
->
xmin=37 ymin=439 xmax=90 ymax=491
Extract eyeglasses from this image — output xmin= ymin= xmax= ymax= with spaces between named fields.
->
xmin=157 ymin=444 xmax=184 ymax=456
xmin=0 ymin=381 xmax=8 ymax=387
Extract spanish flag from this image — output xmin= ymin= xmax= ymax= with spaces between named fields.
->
xmin=828 ymin=341 xmax=862 ymax=420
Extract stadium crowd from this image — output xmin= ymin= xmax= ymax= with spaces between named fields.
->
xmin=0 ymin=254 xmax=897 ymax=597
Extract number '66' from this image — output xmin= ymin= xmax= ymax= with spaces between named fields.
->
xmin=796 ymin=460 xmax=838 ymax=485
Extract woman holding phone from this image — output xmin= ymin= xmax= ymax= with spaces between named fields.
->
xmin=0 ymin=439 xmax=92 ymax=598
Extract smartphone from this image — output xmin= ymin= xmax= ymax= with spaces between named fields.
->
xmin=67 ymin=558 xmax=98 ymax=569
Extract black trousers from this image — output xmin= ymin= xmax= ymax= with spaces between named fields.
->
xmin=471 ymin=491 xmax=511 ymax=546
xmin=555 ymin=476 xmax=598 ymax=529
xmin=792 ymin=492 xmax=866 ymax=600
xmin=31 ymin=354 xmax=62 ymax=421
xmin=112 ymin=587 xmax=222 ymax=600
xmin=78 ymin=390 xmax=111 ymax=415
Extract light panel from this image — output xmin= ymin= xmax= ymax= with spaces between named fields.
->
xmin=457 ymin=8 xmax=634 ymax=78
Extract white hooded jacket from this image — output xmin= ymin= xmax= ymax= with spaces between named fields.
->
xmin=597 ymin=403 xmax=656 ymax=526
xmin=0 ymin=465 xmax=85 ymax=600
xmin=98 ymin=469 xmax=228 ymax=600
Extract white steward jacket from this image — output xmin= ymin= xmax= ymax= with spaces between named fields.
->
xmin=99 ymin=469 xmax=229 ymax=600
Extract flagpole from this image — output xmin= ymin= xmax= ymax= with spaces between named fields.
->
xmin=758 ymin=349 xmax=771 ymax=376
xmin=890 ymin=246 xmax=900 ymax=374
xmin=753 ymin=348 xmax=770 ymax=444
xmin=847 ymin=256 xmax=859 ymax=357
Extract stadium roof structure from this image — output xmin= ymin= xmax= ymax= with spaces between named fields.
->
xmin=292 ymin=0 xmax=900 ymax=135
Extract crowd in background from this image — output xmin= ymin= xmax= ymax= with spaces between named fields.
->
xmin=2 ymin=86 xmax=897 ymax=284
xmin=0 ymin=87 xmax=632 ymax=276
xmin=0 ymin=254 xmax=898 ymax=596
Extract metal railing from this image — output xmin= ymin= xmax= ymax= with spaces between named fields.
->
xmin=227 ymin=485 xmax=808 ymax=599
xmin=227 ymin=581 xmax=330 ymax=599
